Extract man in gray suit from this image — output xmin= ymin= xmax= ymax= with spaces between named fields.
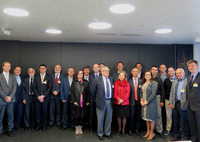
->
xmin=187 ymin=60 xmax=200 ymax=142
xmin=169 ymin=68 xmax=190 ymax=141
xmin=0 ymin=61 xmax=17 ymax=139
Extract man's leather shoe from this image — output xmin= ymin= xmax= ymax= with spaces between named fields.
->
xmin=104 ymin=135 xmax=114 ymax=139
xmin=61 ymin=127 xmax=68 ymax=131
xmin=0 ymin=133 xmax=2 ymax=139
xmin=24 ymin=127 xmax=29 ymax=131
xmin=31 ymin=126 xmax=35 ymax=130
xmin=135 ymin=129 xmax=140 ymax=136
xmin=8 ymin=131 xmax=13 ymax=137
xmin=171 ymin=136 xmax=181 ymax=141
xmin=89 ymin=128 xmax=93 ymax=134
xmin=128 ymin=130 xmax=133 ymax=136
xmin=15 ymin=127 xmax=20 ymax=131
xmin=99 ymin=136 xmax=104 ymax=141
xmin=57 ymin=125 xmax=61 ymax=129
xmin=34 ymin=127 xmax=41 ymax=133
xmin=158 ymin=133 xmax=165 ymax=138
xmin=43 ymin=128 xmax=47 ymax=133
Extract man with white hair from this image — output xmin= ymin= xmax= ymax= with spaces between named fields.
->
xmin=169 ymin=68 xmax=190 ymax=141
xmin=91 ymin=66 xmax=114 ymax=141
xmin=23 ymin=68 xmax=36 ymax=131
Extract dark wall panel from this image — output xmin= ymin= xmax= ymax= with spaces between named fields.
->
xmin=100 ymin=44 xmax=139 ymax=75
xmin=20 ymin=42 xmax=61 ymax=77
xmin=61 ymin=43 xmax=101 ymax=75
xmin=0 ymin=41 xmax=20 ymax=73
xmin=140 ymin=44 xmax=176 ymax=71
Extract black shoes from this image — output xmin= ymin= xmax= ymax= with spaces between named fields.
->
xmin=57 ymin=125 xmax=61 ymax=129
xmin=135 ymin=129 xmax=140 ymax=136
xmin=99 ymin=136 xmax=104 ymax=141
xmin=24 ymin=127 xmax=29 ymax=131
xmin=8 ymin=131 xmax=13 ymax=137
xmin=116 ymin=130 xmax=122 ymax=136
xmin=158 ymin=132 xmax=165 ymax=138
xmin=15 ymin=127 xmax=20 ymax=131
xmin=171 ymin=136 xmax=181 ymax=141
xmin=43 ymin=128 xmax=47 ymax=133
xmin=89 ymin=128 xmax=93 ymax=134
xmin=61 ymin=127 xmax=68 ymax=131
xmin=122 ymin=132 xmax=126 ymax=137
xmin=128 ymin=130 xmax=133 ymax=136
xmin=0 ymin=133 xmax=2 ymax=139
xmin=104 ymin=135 xmax=114 ymax=139
xmin=34 ymin=127 xmax=41 ymax=133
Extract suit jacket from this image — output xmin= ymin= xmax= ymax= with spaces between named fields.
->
xmin=169 ymin=78 xmax=188 ymax=110
xmin=0 ymin=73 xmax=17 ymax=105
xmin=60 ymin=76 xmax=73 ymax=104
xmin=33 ymin=74 xmax=52 ymax=101
xmin=157 ymin=73 xmax=170 ymax=78
xmin=15 ymin=76 xmax=24 ymax=103
xmin=187 ymin=72 xmax=200 ymax=111
xmin=91 ymin=76 xmax=114 ymax=110
xmin=129 ymin=77 xmax=142 ymax=106
xmin=89 ymin=73 xmax=102 ymax=88
xmin=51 ymin=73 xmax=65 ymax=99
xmin=112 ymin=71 xmax=129 ymax=82
xmin=22 ymin=76 xmax=36 ymax=101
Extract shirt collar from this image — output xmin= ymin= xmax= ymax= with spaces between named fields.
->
xmin=169 ymin=75 xmax=177 ymax=81
xmin=3 ymin=72 xmax=9 ymax=75
xmin=178 ymin=76 xmax=185 ymax=82
xmin=55 ymin=73 xmax=60 ymax=76
xmin=192 ymin=71 xmax=199 ymax=78
xmin=95 ymin=72 xmax=100 ymax=76
xmin=40 ymin=73 xmax=46 ymax=76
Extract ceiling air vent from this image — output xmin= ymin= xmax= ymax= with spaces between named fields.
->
xmin=119 ymin=34 xmax=144 ymax=37
xmin=94 ymin=33 xmax=118 ymax=36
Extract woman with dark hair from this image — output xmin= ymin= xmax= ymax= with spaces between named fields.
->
xmin=70 ymin=69 xmax=90 ymax=135
xmin=114 ymin=71 xmax=130 ymax=137
xmin=140 ymin=71 xmax=158 ymax=140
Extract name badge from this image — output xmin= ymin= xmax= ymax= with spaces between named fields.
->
xmin=139 ymin=85 xmax=142 ymax=88
xmin=193 ymin=83 xmax=198 ymax=87
xmin=112 ymin=85 xmax=114 ymax=88
xmin=43 ymin=81 xmax=47 ymax=84
xmin=58 ymin=80 xmax=61 ymax=84
xmin=181 ymin=89 xmax=185 ymax=93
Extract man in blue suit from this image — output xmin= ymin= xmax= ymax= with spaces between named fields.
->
xmin=13 ymin=66 xmax=24 ymax=131
xmin=60 ymin=67 xmax=75 ymax=131
xmin=91 ymin=66 xmax=114 ymax=141
xmin=49 ymin=65 xmax=65 ymax=129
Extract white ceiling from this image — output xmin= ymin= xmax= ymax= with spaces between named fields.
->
xmin=0 ymin=0 xmax=200 ymax=44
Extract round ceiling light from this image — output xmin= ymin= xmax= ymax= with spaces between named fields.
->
xmin=88 ymin=22 xmax=112 ymax=29
xmin=3 ymin=8 xmax=29 ymax=17
xmin=110 ymin=4 xmax=135 ymax=14
xmin=155 ymin=29 xmax=172 ymax=34
xmin=45 ymin=29 xmax=62 ymax=34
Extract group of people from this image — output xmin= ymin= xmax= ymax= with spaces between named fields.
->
xmin=0 ymin=60 xmax=199 ymax=142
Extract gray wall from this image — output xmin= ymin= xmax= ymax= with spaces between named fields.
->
xmin=0 ymin=40 xmax=193 ymax=77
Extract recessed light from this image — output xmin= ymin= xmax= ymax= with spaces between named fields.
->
xmin=88 ymin=22 xmax=112 ymax=29
xmin=110 ymin=4 xmax=135 ymax=14
xmin=3 ymin=8 xmax=29 ymax=17
xmin=45 ymin=29 xmax=62 ymax=34
xmin=155 ymin=29 xmax=172 ymax=34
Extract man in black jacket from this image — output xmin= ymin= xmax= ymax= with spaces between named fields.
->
xmin=163 ymin=66 xmax=176 ymax=135
xmin=34 ymin=64 xmax=52 ymax=133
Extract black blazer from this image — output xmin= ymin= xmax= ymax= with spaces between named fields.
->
xmin=91 ymin=76 xmax=114 ymax=110
xmin=34 ymin=74 xmax=52 ymax=101
xmin=23 ymin=76 xmax=36 ymax=101
xmin=70 ymin=79 xmax=90 ymax=107
xmin=89 ymin=73 xmax=102 ymax=88
xmin=129 ymin=77 xmax=142 ymax=106
xmin=51 ymin=73 xmax=65 ymax=99
xmin=187 ymin=72 xmax=200 ymax=111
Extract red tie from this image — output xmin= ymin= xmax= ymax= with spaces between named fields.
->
xmin=134 ymin=78 xmax=138 ymax=101
xmin=56 ymin=74 xmax=58 ymax=85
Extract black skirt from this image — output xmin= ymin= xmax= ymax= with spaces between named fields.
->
xmin=73 ymin=106 xmax=88 ymax=118
xmin=114 ymin=105 xmax=130 ymax=117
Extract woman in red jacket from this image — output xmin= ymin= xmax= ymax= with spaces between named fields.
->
xmin=114 ymin=71 xmax=130 ymax=137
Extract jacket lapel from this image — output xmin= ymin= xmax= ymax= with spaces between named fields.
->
xmin=100 ymin=76 xmax=106 ymax=94
xmin=1 ymin=73 xmax=9 ymax=88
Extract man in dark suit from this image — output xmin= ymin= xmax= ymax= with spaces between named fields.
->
xmin=91 ymin=66 xmax=114 ymax=141
xmin=49 ymin=65 xmax=65 ymax=129
xmin=34 ymin=64 xmax=52 ymax=133
xmin=135 ymin=62 xmax=144 ymax=79
xmin=128 ymin=67 xmax=142 ymax=136
xmin=112 ymin=61 xmax=129 ymax=82
xmin=89 ymin=63 xmax=101 ymax=133
xmin=83 ymin=65 xmax=90 ymax=82
xmin=60 ymin=67 xmax=75 ymax=131
xmin=13 ymin=66 xmax=24 ymax=131
xmin=0 ymin=61 xmax=17 ymax=138
xmin=23 ymin=68 xmax=36 ymax=131
xmin=187 ymin=60 xmax=200 ymax=142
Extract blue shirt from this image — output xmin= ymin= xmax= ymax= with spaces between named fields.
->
xmin=169 ymin=75 xmax=177 ymax=82
xmin=177 ymin=77 xmax=185 ymax=101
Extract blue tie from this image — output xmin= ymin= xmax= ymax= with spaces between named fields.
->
xmin=106 ymin=78 xmax=110 ymax=99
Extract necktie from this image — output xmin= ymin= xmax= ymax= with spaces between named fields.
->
xmin=106 ymin=78 xmax=110 ymax=99
xmin=134 ymin=78 xmax=138 ymax=101
xmin=189 ymin=75 xmax=194 ymax=86
xmin=30 ymin=78 xmax=33 ymax=95
xmin=55 ymin=74 xmax=58 ymax=85
xmin=41 ymin=74 xmax=44 ymax=84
